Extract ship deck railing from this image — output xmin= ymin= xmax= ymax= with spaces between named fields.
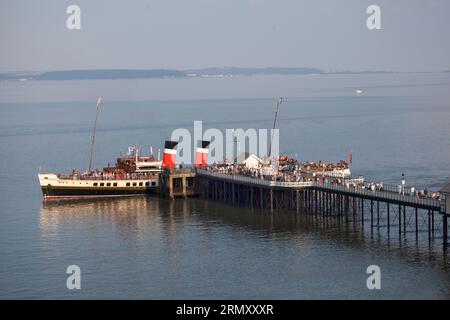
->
xmin=56 ymin=173 xmax=159 ymax=181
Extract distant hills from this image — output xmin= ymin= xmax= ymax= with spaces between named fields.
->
xmin=0 ymin=67 xmax=439 ymax=81
xmin=185 ymin=67 xmax=323 ymax=76
xmin=36 ymin=69 xmax=185 ymax=80
xmin=0 ymin=69 xmax=185 ymax=81
xmin=0 ymin=67 xmax=323 ymax=81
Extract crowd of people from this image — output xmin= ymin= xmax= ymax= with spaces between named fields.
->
xmin=204 ymin=161 xmax=356 ymax=184
xmin=204 ymin=160 xmax=440 ymax=200
xmin=58 ymin=169 xmax=157 ymax=181
xmin=58 ymin=155 xmax=440 ymax=200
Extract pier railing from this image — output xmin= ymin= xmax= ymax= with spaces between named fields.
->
xmin=315 ymin=182 xmax=440 ymax=208
xmin=197 ymin=169 xmax=440 ymax=209
xmin=197 ymin=169 xmax=315 ymax=188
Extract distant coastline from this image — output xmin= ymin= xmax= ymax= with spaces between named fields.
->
xmin=0 ymin=67 xmax=444 ymax=81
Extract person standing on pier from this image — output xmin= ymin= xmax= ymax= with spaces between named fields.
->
xmin=401 ymin=173 xmax=406 ymax=195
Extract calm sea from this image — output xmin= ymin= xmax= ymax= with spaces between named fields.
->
xmin=0 ymin=73 xmax=450 ymax=299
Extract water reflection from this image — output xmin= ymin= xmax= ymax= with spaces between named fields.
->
xmin=195 ymin=200 xmax=450 ymax=267
xmin=40 ymin=196 xmax=449 ymax=270
xmin=40 ymin=196 xmax=161 ymax=241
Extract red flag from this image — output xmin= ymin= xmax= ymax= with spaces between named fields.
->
xmin=349 ymin=150 xmax=353 ymax=164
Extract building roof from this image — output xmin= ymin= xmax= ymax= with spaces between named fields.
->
xmin=243 ymin=153 xmax=264 ymax=164
xmin=440 ymin=183 xmax=450 ymax=194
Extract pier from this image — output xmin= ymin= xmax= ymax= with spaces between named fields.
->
xmin=195 ymin=169 xmax=449 ymax=247
xmin=159 ymin=168 xmax=197 ymax=199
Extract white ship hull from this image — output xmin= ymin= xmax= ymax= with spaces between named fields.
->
xmin=38 ymin=173 xmax=159 ymax=201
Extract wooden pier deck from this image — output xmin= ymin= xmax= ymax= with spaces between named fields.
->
xmin=196 ymin=169 xmax=448 ymax=247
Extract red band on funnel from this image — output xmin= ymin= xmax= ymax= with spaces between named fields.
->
xmin=162 ymin=141 xmax=178 ymax=170
xmin=195 ymin=141 xmax=210 ymax=168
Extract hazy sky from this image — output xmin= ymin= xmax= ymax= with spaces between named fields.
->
xmin=1 ymin=0 xmax=449 ymax=72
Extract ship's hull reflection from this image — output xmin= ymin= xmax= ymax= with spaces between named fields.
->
xmin=39 ymin=196 xmax=194 ymax=238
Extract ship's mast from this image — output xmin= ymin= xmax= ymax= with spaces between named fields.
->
xmin=268 ymin=97 xmax=283 ymax=160
xmin=88 ymin=97 xmax=102 ymax=172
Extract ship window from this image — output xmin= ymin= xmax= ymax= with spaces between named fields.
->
xmin=113 ymin=183 xmax=118 ymax=187
xmin=139 ymin=182 xmax=143 ymax=186
xmin=100 ymin=183 xmax=104 ymax=187
xmin=151 ymin=181 xmax=156 ymax=186
xmin=132 ymin=182 xmax=137 ymax=186
xmin=93 ymin=183 xmax=98 ymax=186
xmin=106 ymin=183 xmax=111 ymax=187
xmin=126 ymin=182 xmax=130 ymax=186
xmin=145 ymin=182 xmax=149 ymax=186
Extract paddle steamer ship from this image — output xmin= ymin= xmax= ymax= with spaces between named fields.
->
xmin=38 ymin=147 xmax=165 ymax=200
xmin=38 ymin=98 xmax=180 ymax=201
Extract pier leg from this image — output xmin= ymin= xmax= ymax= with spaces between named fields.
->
xmin=330 ymin=193 xmax=333 ymax=215
xmin=329 ymin=193 xmax=332 ymax=215
xmin=224 ymin=182 xmax=227 ymax=202
xmin=331 ymin=193 xmax=334 ymax=216
xmin=322 ymin=192 xmax=325 ymax=218
xmin=387 ymin=203 xmax=390 ymax=234
xmin=428 ymin=210 xmax=431 ymax=240
xmin=260 ymin=188 xmax=263 ymax=209
xmin=315 ymin=191 xmax=318 ymax=214
xmin=338 ymin=195 xmax=341 ymax=217
xmin=361 ymin=198 xmax=364 ymax=229
xmin=305 ymin=190 xmax=308 ymax=212
xmin=370 ymin=200 xmax=374 ymax=230
xmin=398 ymin=204 xmax=402 ymax=236
xmin=431 ymin=210 xmax=435 ymax=238
xmin=232 ymin=183 xmax=235 ymax=206
xmin=403 ymin=205 xmax=406 ymax=233
xmin=345 ymin=196 xmax=349 ymax=223
xmin=217 ymin=180 xmax=220 ymax=201
xmin=320 ymin=191 xmax=323 ymax=216
xmin=289 ymin=190 xmax=295 ymax=210
xmin=335 ymin=194 xmax=342 ymax=220
xmin=302 ymin=191 xmax=305 ymax=212
xmin=443 ymin=213 xmax=448 ymax=247
xmin=352 ymin=197 xmax=356 ymax=222
xmin=270 ymin=189 xmax=273 ymax=212
xmin=415 ymin=207 xmax=418 ymax=237
xmin=296 ymin=190 xmax=299 ymax=214
xmin=377 ymin=201 xmax=380 ymax=227
xmin=328 ymin=193 xmax=331 ymax=216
